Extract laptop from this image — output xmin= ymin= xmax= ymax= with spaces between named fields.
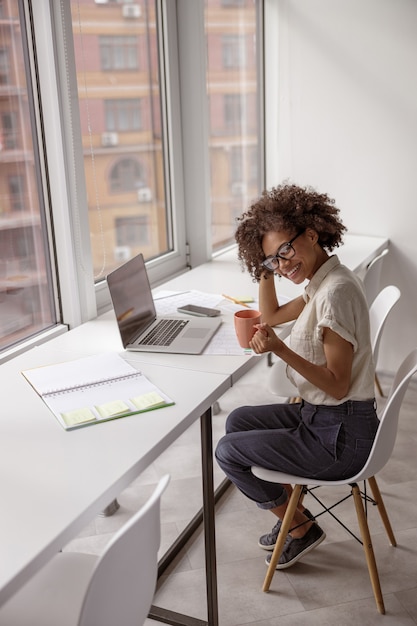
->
xmin=107 ymin=253 xmax=222 ymax=354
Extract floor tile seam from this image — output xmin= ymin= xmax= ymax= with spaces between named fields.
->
xmin=392 ymin=589 xmax=417 ymax=625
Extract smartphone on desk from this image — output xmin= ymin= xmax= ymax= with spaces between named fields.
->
xmin=177 ymin=304 xmax=221 ymax=317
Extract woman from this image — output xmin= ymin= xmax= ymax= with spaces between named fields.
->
xmin=215 ymin=183 xmax=379 ymax=569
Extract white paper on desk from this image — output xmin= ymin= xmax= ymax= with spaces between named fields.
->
xmin=154 ymin=290 xmax=224 ymax=315
xmin=202 ymin=324 xmax=261 ymax=356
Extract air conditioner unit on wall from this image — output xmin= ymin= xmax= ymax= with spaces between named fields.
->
xmin=101 ymin=132 xmax=118 ymax=147
xmin=122 ymin=4 xmax=141 ymax=18
xmin=114 ymin=246 xmax=131 ymax=262
xmin=137 ymin=187 xmax=152 ymax=202
xmin=231 ymin=181 xmax=247 ymax=196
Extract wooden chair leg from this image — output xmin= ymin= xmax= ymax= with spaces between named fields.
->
xmin=262 ymin=484 xmax=303 ymax=592
xmin=352 ymin=484 xmax=385 ymax=614
xmin=367 ymin=476 xmax=397 ymax=546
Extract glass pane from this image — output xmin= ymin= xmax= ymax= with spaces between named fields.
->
xmin=205 ymin=0 xmax=262 ymax=251
xmin=0 ymin=1 xmax=56 ymax=353
xmin=70 ymin=0 xmax=170 ymax=282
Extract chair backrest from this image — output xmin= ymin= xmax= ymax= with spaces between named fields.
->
xmin=78 ymin=474 xmax=170 ymax=626
xmin=355 ymin=349 xmax=417 ymax=481
xmin=267 ymin=336 xmax=299 ymax=397
xmin=363 ymin=248 xmax=389 ymax=306
xmin=369 ymin=285 xmax=400 ymax=368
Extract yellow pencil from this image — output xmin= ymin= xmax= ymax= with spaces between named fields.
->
xmin=221 ymin=293 xmax=250 ymax=308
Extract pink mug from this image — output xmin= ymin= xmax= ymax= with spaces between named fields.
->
xmin=234 ymin=309 xmax=262 ymax=349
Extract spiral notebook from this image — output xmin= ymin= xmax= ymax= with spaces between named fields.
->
xmin=22 ymin=353 xmax=174 ymax=431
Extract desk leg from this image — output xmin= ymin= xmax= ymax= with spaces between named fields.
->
xmin=149 ymin=407 xmax=227 ymax=625
xmin=200 ymin=407 xmax=219 ymax=626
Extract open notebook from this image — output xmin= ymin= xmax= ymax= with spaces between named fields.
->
xmin=22 ymin=353 xmax=174 ymax=430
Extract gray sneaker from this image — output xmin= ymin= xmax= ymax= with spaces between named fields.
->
xmin=258 ymin=508 xmax=314 ymax=550
xmin=265 ymin=522 xmax=326 ymax=569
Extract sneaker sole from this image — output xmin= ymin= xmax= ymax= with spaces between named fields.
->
xmin=265 ymin=529 xmax=326 ymax=570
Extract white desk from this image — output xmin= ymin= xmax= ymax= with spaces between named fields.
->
xmin=0 ymin=234 xmax=388 ymax=625
xmin=0 ymin=343 xmax=229 ymax=613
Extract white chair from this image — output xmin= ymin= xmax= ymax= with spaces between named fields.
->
xmin=252 ymin=348 xmax=417 ymax=615
xmin=363 ymin=248 xmax=389 ymax=307
xmin=369 ymin=285 xmax=401 ymax=396
xmin=267 ymin=339 xmax=298 ymax=399
xmin=0 ymin=474 xmax=170 ymax=626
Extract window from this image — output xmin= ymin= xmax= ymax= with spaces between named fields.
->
xmin=8 ymin=175 xmax=25 ymax=211
xmin=105 ymin=99 xmax=142 ymax=132
xmin=222 ymin=0 xmax=246 ymax=7
xmin=116 ymin=215 xmax=150 ymax=248
xmin=70 ymin=0 xmax=173 ymax=283
xmin=2 ymin=111 xmax=18 ymax=149
xmin=222 ymin=35 xmax=246 ymax=69
xmin=230 ymin=147 xmax=243 ymax=183
xmin=0 ymin=0 xmax=57 ymax=357
xmin=224 ymin=93 xmax=245 ymax=128
xmin=0 ymin=47 xmax=9 ymax=84
xmin=109 ymin=158 xmax=145 ymax=192
xmin=206 ymin=0 xmax=263 ymax=250
xmin=100 ymin=36 xmax=139 ymax=71
xmin=0 ymin=0 xmax=265 ymax=358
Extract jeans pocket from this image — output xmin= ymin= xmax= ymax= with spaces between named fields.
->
xmin=342 ymin=437 xmax=374 ymax=478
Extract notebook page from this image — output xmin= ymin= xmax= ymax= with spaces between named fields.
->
xmin=22 ymin=353 xmax=138 ymax=396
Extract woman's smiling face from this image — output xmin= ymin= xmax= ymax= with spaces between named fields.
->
xmin=262 ymin=228 xmax=327 ymax=283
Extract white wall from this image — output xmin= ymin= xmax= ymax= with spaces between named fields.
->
xmin=268 ymin=0 xmax=417 ymax=374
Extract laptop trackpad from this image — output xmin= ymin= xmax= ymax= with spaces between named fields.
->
xmin=183 ymin=328 xmax=210 ymax=339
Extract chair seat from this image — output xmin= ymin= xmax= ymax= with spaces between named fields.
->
xmin=252 ymin=466 xmax=365 ymax=487
xmin=0 ymin=553 xmax=97 ymax=626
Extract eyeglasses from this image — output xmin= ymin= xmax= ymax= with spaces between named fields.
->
xmin=262 ymin=229 xmax=305 ymax=272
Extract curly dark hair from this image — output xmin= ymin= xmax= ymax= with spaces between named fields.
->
xmin=235 ymin=183 xmax=347 ymax=281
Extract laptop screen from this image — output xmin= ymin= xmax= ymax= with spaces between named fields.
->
xmin=107 ymin=254 xmax=156 ymax=347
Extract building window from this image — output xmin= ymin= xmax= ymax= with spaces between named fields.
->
xmin=230 ymin=147 xmax=243 ymax=184
xmin=1 ymin=112 xmax=18 ymax=149
xmin=222 ymin=35 xmax=246 ymax=69
xmin=221 ymin=0 xmax=246 ymax=7
xmin=116 ymin=215 xmax=150 ymax=247
xmin=8 ymin=176 xmax=25 ymax=211
xmin=0 ymin=48 xmax=10 ymax=84
xmin=105 ymin=99 xmax=142 ymax=132
xmin=224 ymin=93 xmax=245 ymax=129
xmin=109 ymin=158 xmax=144 ymax=192
xmin=100 ymin=36 xmax=139 ymax=71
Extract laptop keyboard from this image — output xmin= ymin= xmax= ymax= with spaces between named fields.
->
xmin=138 ymin=318 xmax=188 ymax=346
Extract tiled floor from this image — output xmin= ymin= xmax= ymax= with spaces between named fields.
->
xmin=65 ymin=360 xmax=417 ymax=625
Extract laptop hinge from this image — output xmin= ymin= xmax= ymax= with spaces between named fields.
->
xmin=185 ymin=242 xmax=192 ymax=269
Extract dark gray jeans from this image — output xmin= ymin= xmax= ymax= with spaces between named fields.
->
xmin=215 ymin=399 xmax=379 ymax=509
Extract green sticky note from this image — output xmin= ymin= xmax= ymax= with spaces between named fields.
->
xmin=61 ymin=407 xmax=96 ymax=427
xmin=95 ymin=400 xmax=130 ymax=418
xmin=236 ymin=296 xmax=255 ymax=303
xmin=131 ymin=391 xmax=166 ymax=410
